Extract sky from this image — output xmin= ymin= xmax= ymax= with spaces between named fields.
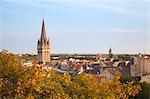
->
xmin=0 ymin=0 xmax=150 ymax=54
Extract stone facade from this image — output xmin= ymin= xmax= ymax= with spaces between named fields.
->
xmin=130 ymin=55 xmax=150 ymax=76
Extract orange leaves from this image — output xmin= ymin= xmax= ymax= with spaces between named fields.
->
xmin=14 ymin=86 xmax=23 ymax=94
xmin=0 ymin=51 xmax=141 ymax=99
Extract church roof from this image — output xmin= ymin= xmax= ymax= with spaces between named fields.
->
xmin=40 ymin=18 xmax=47 ymax=41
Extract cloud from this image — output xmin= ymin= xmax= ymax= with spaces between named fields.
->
xmin=3 ymin=0 xmax=148 ymax=15
xmin=94 ymin=28 xmax=148 ymax=35
xmin=2 ymin=0 xmax=148 ymax=20
xmin=111 ymin=28 xmax=148 ymax=34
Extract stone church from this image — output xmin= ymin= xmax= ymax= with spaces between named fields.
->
xmin=37 ymin=18 xmax=50 ymax=65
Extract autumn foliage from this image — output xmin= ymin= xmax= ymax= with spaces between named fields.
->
xmin=0 ymin=51 xmax=141 ymax=99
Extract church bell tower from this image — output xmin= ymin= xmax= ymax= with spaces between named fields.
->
xmin=108 ymin=47 xmax=113 ymax=58
xmin=37 ymin=18 xmax=50 ymax=65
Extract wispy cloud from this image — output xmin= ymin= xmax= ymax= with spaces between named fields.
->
xmin=94 ymin=28 xmax=148 ymax=35
xmin=111 ymin=28 xmax=148 ymax=34
xmin=3 ymin=0 xmax=148 ymax=17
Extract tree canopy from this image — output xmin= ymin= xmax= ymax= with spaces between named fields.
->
xmin=0 ymin=51 xmax=141 ymax=99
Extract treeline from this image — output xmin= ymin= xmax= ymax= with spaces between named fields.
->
xmin=0 ymin=51 xmax=141 ymax=99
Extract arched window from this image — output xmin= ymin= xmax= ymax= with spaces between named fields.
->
xmin=45 ymin=51 xmax=47 ymax=62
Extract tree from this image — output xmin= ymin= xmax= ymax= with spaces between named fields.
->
xmin=70 ymin=72 xmax=141 ymax=99
xmin=0 ymin=50 xmax=24 ymax=98
xmin=0 ymin=50 xmax=141 ymax=99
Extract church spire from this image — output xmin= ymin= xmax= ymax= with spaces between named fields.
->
xmin=37 ymin=18 xmax=50 ymax=65
xmin=109 ymin=46 xmax=113 ymax=58
xmin=109 ymin=46 xmax=112 ymax=54
xmin=40 ymin=18 xmax=47 ymax=42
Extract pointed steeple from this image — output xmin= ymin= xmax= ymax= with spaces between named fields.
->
xmin=109 ymin=46 xmax=112 ymax=54
xmin=109 ymin=46 xmax=113 ymax=58
xmin=40 ymin=18 xmax=47 ymax=42
xmin=37 ymin=18 xmax=50 ymax=65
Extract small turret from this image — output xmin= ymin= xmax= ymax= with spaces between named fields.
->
xmin=38 ymin=39 xmax=40 ymax=45
xmin=47 ymin=39 xmax=50 ymax=46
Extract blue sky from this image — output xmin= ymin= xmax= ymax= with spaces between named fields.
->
xmin=0 ymin=0 xmax=150 ymax=54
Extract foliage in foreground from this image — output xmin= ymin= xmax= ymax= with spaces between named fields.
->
xmin=0 ymin=51 xmax=141 ymax=99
